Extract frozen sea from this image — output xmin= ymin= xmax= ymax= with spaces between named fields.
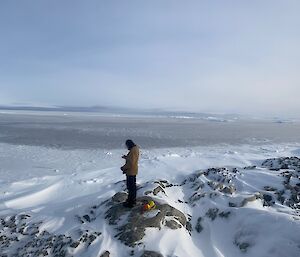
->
xmin=0 ymin=111 xmax=300 ymax=150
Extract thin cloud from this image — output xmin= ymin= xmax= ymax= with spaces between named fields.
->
xmin=0 ymin=1 xmax=299 ymax=117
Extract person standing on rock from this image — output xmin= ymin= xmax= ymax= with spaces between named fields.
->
xmin=121 ymin=139 xmax=140 ymax=208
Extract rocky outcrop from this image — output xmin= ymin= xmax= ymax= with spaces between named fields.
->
xmin=262 ymin=157 xmax=300 ymax=171
xmin=144 ymin=180 xmax=181 ymax=196
xmin=0 ymin=214 xmax=102 ymax=257
xmin=234 ymin=229 xmax=255 ymax=253
xmin=105 ymin=194 xmax=187 ymax=247
xmin=261 ymin=157 xmax=300 ymax=210
xmin=183 ymin=167 xmax=238 ymax=206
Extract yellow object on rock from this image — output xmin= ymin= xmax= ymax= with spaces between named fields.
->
xmin=149 ymin=201 xmax=155 ymax=208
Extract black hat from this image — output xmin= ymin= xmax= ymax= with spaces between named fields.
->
xmin=125 ymin=139 xmax=136 ymax=150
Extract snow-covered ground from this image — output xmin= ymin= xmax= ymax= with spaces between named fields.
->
xmin=1 ymin=142 xmax=300 ymax=257
xmin=0 ymin=110 xmax=299 ymax=256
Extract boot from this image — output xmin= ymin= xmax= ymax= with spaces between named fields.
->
xmin=123 ymin=201 xmax=136 ymax=208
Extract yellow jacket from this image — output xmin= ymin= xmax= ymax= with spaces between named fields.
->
xmin=121 ymin=145 xmax=140 ymax=176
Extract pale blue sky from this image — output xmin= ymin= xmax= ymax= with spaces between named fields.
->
xmin=0 ymin=1 xmax=299 ymax=116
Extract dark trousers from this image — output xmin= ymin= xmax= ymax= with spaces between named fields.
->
xmin=126 ymin=175 xmax=136 ymax=204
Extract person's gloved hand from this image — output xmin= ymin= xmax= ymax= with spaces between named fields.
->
xmin=120 ymin=166 xmax=126 ymax=174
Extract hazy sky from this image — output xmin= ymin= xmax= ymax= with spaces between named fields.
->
xmin=0 ymin=1 xmax=299 ymax=116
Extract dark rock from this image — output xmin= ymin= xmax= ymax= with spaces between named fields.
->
xmin=270 ymin=168 xmax=280 ymax=171
xmin=88 ymin=234 xmax=97 ymax=245
xmin=159 ymin=180 xmax=169 ymax=184
xmin=264 ymin=186 xmax=277 ymax=191
xmin=209 ymin=192 xmax=218 ymax=199
xmin=277 ymin=194 xmax=286 ymax=204
xmin=83 ymin=215 xmax=91 ymax=223
xmin=105 ymin=196 xmax=187 ymax=247
xmin=112 ymin=192 xmax=128 ymax=203
xmin=105 ymin=204 xmax=129 ymax=226
xmin=165 ymin=220 xmax=182 ymax=229
xmin=281 ymin=163 xmax=289 ymax=169
xmin=140 ymin=251 xmax=164 ymax=257
xmin=186 ymin=221 xmax=193 ymax=235
xmin=243 ymin=166 xmax=256 ymax=170
xmin=100 ymin=250 xmax=110 ymax=257
xmin=70 ymin=241 xmax=80 ymax=248
xmin=154 ymin=181 xmax=166 ymax=188
xmin=238 ymin=242 xmax=250 ymax=252
xmin=195 ymin=217 xmax=203 ymax=233
xmin=153 ymin=186 xmax=166 ymax=196
xmin=263 ymin=194 xmax=273 ymax=202
xmin=219 ymin=211 xmax=231 ymax=218
xmin=189 ymin=193 xmax=206 ymax=204
xmin=191 ymin=181 xmax=205 ymax=191
xmin=234 ymin=238 xmax=251 ymax=253
xmin=165 ymin=183 xmax=174 ymax=188
xmin=221 ymin=186 xmax=235 ymax=194
xmin=229 ymin=202 xmax=237 ymax=207
xmin=205 ymin=208 xmax=219 ymax=221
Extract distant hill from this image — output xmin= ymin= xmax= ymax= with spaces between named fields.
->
xmin=0 ymin=104 xmax=242 ymax=122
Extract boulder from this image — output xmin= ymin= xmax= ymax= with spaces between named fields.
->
xmin=141 ymin=251 xmax=164 ymax=257
xmin=112 ymin=192 xmax=128 ymax=203
xmin=105 ymin=194 xmax=187 ymax=247
xmin=195 ymin=217 xmax=203 ymax=233
xmin=153 ymin=186 xmax=166 ymax=196
xmin=100 ymin=251 xmax=110 ymax=257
